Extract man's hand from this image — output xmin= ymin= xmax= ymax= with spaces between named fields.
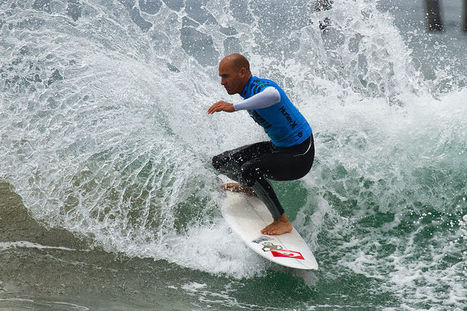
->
xmin=208 ymin=101 xmax=235 ymax=114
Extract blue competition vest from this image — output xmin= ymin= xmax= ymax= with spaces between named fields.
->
xmin=241 ymin=76 xmax=312 ymax=147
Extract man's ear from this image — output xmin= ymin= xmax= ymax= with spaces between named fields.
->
xmin=239 ymin=67 xmax=246 ymax=76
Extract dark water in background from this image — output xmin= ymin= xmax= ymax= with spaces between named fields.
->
xmin=0 ymin=0 xmax=466 ymax=310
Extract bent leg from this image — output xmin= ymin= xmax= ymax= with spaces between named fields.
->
xmin=211 ymin=141 xmax=273 ymax=183
xmin=251 ymin=178 xmax=284 ymax=219
xmin=262 ymin=137 xmax=315 ymax=181
xmin=213 ymin=137 xmax=314 ymax=235
xmin=239 ymin=136 xmax=315 ymax=220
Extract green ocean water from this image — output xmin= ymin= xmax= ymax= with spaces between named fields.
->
xmin=1 ymin=0 xmax=466 ymax=310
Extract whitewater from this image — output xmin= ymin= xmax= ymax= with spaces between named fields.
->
xmin=0 ymin=0 xmax=466 ymax=310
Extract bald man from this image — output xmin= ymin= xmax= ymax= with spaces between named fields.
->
xmin=208 ymin=53 xmax=314 ymax=235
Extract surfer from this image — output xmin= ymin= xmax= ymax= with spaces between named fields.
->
xmin=208 ymin=53 xmax=314 ymax=235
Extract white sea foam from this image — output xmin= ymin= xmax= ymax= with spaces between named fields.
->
xmin=0 ymin=241 xmax=77 ymax=252
xmin=0 ymin=1 xmax=465 ymax=310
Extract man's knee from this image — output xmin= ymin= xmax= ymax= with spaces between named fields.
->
xmin=240 ymin=161 xmax=263 ymax=187
xmin=212 ymin=154 xmax=223 ymax=171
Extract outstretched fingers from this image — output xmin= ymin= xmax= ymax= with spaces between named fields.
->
xmin=208 ymin=101 xmax=234 ymax=114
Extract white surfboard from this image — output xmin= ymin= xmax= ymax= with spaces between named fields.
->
xmin=220 ymin=178 xmax=318 ymax=270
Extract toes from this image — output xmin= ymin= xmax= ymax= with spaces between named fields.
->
xmin=261 ymin=227 xmax=277 ymax=235
xmin=261 ymin=226 xmax=272 ymax=235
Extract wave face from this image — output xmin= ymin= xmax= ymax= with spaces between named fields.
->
xmin=1 ymin=0 xmax=466 ymax=309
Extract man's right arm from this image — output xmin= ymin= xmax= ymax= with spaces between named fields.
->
xmin=207 ymin=101 xmax=235 ymax=114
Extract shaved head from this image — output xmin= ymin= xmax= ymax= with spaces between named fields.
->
xmin=220 ymin=53 xmax=251 ymax=74
xmin=218 ymin=53 xmax=252 ymax=95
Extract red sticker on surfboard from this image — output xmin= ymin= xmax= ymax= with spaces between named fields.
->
xmin=270 ymin=248 xmax=304 ymax=260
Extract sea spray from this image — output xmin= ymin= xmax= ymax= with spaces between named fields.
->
xmin=0 ymin=0 xmax=465 ymax=309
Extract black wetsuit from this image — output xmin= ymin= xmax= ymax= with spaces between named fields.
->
xmin=212 ymin=135 xmax=314 ymax=219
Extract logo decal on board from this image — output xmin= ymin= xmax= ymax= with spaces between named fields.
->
xmin=270 ymin=248 xmax=304 ymax=260
xmin=261 ymin=242 xmax=283 ymax=252
xmin=252 ymin=236 xmax=273 ymax=244
xmin=252 ymin=236 xmax=284 ymax=252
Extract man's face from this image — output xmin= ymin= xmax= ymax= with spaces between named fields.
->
xmin=219 ymin=60 xmax=245 ymax=95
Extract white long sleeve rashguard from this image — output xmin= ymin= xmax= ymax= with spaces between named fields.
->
xmin=233 ymin=86 xmax=281 ymax=111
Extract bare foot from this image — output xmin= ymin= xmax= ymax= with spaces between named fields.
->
xmin=260 ymin=214 xmax=293 ymax=235
xmin=221 ymin=182 xmax=256 ymax=197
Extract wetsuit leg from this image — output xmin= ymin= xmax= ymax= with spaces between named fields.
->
xmin=211 ymin=141 xmax=273 ymax=182
xmin=212 ymin=142 xmax=284 ymax=218
xmin=260 ymin=135 xmax=315 ymax=181
xmin=236 ymin=135 xmax=315 ymax=219
xmin=212 ymin=135 xmax=315 ymax=220
xmin=252 ymin=179 xmax=284 ymax=219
